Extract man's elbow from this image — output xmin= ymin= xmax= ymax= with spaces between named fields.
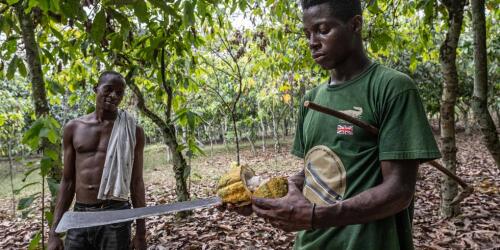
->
xmin=395 ymin=185 xmax=415 ymax=211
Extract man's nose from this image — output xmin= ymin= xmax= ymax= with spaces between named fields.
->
xmin=309 ymin=34 xmax=320 ymax=50
xmin=109 ymin=91 xmax=118 ymax=98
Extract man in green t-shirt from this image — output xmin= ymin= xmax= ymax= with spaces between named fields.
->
xmin=250 ymin=0 xmax=441 ymax=249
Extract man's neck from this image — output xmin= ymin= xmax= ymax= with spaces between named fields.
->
xmin=329 ymin=51 xmax=371 ymax=85
xmin=94 ymin=108 xmax=118 ymax=123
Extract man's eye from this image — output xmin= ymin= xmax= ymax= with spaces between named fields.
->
xmin=319 ymin=26 xmax=329 ymax=34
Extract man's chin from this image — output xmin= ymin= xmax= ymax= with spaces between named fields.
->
xmin=318 ymin=62 xmax=336 ymax=70
xmin=102 ymin=105 xmax=118 ymax=112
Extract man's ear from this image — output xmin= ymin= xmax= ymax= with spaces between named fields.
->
xmin=93 ymin=85 xmax=98 ymax=93
xmin=351 ymin=15 xmax=363 ymax=33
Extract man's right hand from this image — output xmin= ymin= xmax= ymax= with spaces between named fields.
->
xmin=216 ymin=203 xmax=253 ymax=216
xmin=48 ymin=234 xmax=64 ymax=250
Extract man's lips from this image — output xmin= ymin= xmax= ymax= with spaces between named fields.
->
xmin=312 ymin=53 xmax=326 ymax=60
xmin=105 ymin=100 xmax=117 ymax=106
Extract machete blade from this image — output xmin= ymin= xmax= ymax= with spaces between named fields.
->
xmin=55 ymin=197 xmax=222 ymax=233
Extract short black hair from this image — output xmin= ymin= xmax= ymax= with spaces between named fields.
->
xmin=301 ymin=0 xmax=362 ymax=22
xmin=97 ymin=70 xmax=126 ymax=87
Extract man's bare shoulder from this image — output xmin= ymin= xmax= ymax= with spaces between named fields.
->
xmin=64 ymin=114 xmax=96 ymax=131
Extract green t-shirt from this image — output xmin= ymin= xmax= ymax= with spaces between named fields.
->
xmin=292 ymin=63 xmax=441 ymax=250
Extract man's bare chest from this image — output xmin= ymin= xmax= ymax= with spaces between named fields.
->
xmin=73 ymin=123 xmax=114 ymax=154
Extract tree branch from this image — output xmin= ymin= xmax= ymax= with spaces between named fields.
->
xmin=125 ymin=68 xmax=169 ymax=131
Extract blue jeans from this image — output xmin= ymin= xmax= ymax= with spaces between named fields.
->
xmin=64 ymin=201 xmax=132 ymax=250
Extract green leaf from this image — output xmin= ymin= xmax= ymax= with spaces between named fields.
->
xmin=60 ymin=0 xmax=86 ymax=20
xmin=367 ymin=0 xmax=382 ymax=14
xmin=50 ymin=26 xmax=64 ymax=42
xmin=7 ymin=55 xmax=18 ymax=80
xmin=28 ymin=232 xmax=41 ymax=250
xmin=46 ymin=177 xmax=60 ymax=198
xmin=45 ymin=149 xmax=59 ymax=161
xmin=40 ymin=157 xmax=53 ymax=177
xmin=22 ymin=120 xmax=44 ymax=149
xmin=111 ymin=35 xmax=124 ymax=50
xmin=16 ymin=58 xmax=27 ymax=77
xmin=14 ymin=182 xmax=39 ymax=195
xmin=182 ymin=1 xmax=196 ymax=27
xmin=409 ymin=54 xmax=417 ymax=73
xmin=47 ymin=80 xmax=65 ymax=95
xmin=150 ymin=0 xmax=178 ymax=17
xmin=48 ymin=116 xmax=61 ymax=129
xmin=45 ymin=210 xmax=54 ymax=226
xmin=238 ymin=0 xmax=247 ymax=12
xmin=7 ymin=0 xmax=21 ymax=4
xmin=47 ymin=129 xmax=58 ymax=143
xmin=18 ymin=195 xmax=36 ymax=210
xmin=132 ymin=0 xmax=149 ymax=23
xmin=22 ymin=167 xmax=39 ymax=182
xmin=107 ymin=9 xmax=131 ymax=31
xmin=91 ymin=9 xmax=106 ymax=42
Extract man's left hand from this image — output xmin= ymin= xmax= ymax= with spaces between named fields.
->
xmin=131 ymin=235 xmax=147 ymax=250
xmin=252 ymin=182 xmax=314 ymax=232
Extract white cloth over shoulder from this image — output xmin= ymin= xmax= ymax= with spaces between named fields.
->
xmin=97 ymin=110 xmax=137 ymax=201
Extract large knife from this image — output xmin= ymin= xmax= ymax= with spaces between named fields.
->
xmin=55 ymin=197 xmax=222 ymax=233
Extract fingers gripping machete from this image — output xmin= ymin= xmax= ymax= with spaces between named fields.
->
xmin=55 ymin=197 xmax=222 ymax=233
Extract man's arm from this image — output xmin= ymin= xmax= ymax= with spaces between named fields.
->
xmin=49 ymin=123 xmax=77 ymax=244
xmin=314 ymin=160 xmax=418 ymax=228
xmin=252 ymin=160 xmax=418 ymax=231
xmin=130 ymin=126 xmax=146 ymax=246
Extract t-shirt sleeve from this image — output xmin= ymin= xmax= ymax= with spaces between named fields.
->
xmin=378 ymin=88 xmax=441 ymax=162
xmin=291 ymin=97 xmax=307 ymax=158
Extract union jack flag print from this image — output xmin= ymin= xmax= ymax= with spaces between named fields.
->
xmin=337 ymin=124 xmax=353 ymax=135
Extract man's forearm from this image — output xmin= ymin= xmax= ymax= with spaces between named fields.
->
xmin=131 ymin=180 xmax=146 ymax=236
xmin=50 ymin=180 xmax=75 ymax=236
xmin=313 ymin=161 xmax=418 ymax=229
xmin=314 ymin=182 xmax=414 ymax=228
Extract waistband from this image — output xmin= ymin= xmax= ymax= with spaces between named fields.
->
xmin=74 ymin=200 xmax=130 ymax=211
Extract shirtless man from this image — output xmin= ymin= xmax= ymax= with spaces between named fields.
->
xmin=48 ymin=71 xmax=146 ymax=250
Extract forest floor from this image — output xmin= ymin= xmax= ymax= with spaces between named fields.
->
xmin=0 ymin=133 xmax=498 ymax=249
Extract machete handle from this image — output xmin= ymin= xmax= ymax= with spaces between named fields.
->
xmin=303 ymin=101 xmax=473 ymax=202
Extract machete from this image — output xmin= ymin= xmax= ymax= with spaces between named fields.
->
xmin=55 ymin=197 xmax=222 ymax=233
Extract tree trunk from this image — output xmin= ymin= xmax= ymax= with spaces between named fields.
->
xmin=438 ymin=0 xmax=466 ymax=218
xmin=284 ymin=117 xmax=289 ymax=137
xmin=462 ymin=109 xmax=471 ymax=136
xmin=15 ymin=2 xmax=62 ymax=225
xmin=8 ymin=141 xmax=15 ymax=217
xmin=470 ymin=0 xmax=500 ymax=168
xmin=163 ymin=127 xmax=190 ymax=203
xmin=231 ymin=112 xmax=241 ymax=165
xmin=258 ymin=102 xmax=266 ymax=152
xmin=271 ymin=108 xmax=281 ymax=153
xmin=126 ymin=72 xmax=190 ymax=218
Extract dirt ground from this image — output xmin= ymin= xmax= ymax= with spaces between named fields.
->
xmin=0 ymin=133 xmax=498 ymax=249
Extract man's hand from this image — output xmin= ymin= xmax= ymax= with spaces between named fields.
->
xmin=48 ymin=234 xmax=64 ymax=250
xmin=216 ymin=203 xmax=253 ymax=216
xmin=130 ymin=235 xmax=147 ymax=250
xmin=287 ymin=171 xmax=305 ymax=190
xmin=252 ymin=183 xmax=313 ymax=232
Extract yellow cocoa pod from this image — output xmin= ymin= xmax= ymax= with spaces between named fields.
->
xmin=253 ymin=177 xmax=288 ymax=199
xmin=216 ymin=164 xmax=288 ymax=206
xmin=217 ymin=164 xmax=254 ymax=206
